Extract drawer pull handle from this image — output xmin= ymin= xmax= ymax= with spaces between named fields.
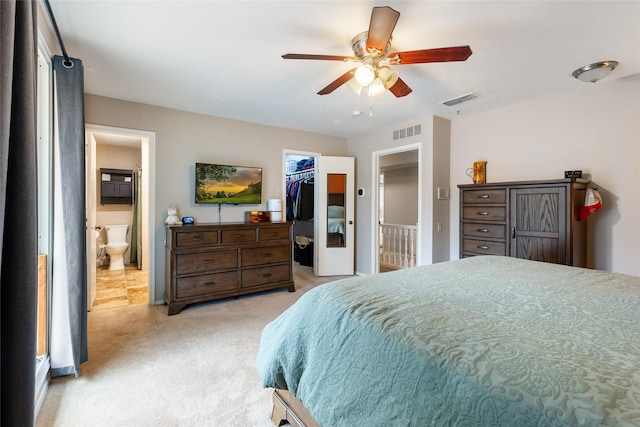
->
xmin=191 ymin=236 xmax=204 ymax=241
xmin=477 ymin=245 xmax=490 ymax=250
xmin=262 ymin=273 xmax=273 ymax=278
xmin=203 ymin=281 xmax=217 ymax=286
xmin=478 ymin=195 xmax=490 ymax=199
xmin=476 ymin=212 xmax=489 ymax=216
xmin=270 ymin=232 xmax=278 ymax=236
xmin=477 ymin=229 xmax=489 ymax=233
xmin=203 ymin=260 xmax=215 ymax=264
xmin=235 ymin=234 xmax=246 ymax=239
xmin=262 ymin=253 xmax=273 ymax=258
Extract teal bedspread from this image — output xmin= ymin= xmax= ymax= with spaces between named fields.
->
xmin=256 ymin=256 xmax=640 ymax=426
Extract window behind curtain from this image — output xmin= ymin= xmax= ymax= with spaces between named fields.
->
xmin=35 ymin=42 xmax=53 ymax=416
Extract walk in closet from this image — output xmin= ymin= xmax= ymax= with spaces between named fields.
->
xmin=285 ymin=155 xmax=315 ymax=267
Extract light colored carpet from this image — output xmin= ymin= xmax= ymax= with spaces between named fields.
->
xmin=36 ymin=265 xmax=346 ymax=426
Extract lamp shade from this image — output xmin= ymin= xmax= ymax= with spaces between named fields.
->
xmin=378 ymin=67 xmax=399 ymax=89
xmin=355 ymin=64 xmax=375 ymax=86
xmin=346 ymin=78 xmax=363 ymax=95
xmin=368 ymin=78 xmax=386 ymax=96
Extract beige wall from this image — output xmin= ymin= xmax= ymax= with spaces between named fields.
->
xmin=432 ymin=117 xmax=451 ymax=263
xmin=450 ymin=80 xmax=640 ymax=275
xmin=84 ymin=94 xmax=348 ymax=302
xmin=383 ymin=166 xmax=418 ymax=225
xmin=348 ymin=117 xmax=452 ymax=274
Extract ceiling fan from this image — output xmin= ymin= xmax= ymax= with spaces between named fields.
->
xmin=282 ymin=6 xmax=472 ymax=97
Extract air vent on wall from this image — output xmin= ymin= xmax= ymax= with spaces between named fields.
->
xmin=393 ymin=124 xmax=422 ymax=141
xmin=441 ymin=92 xmax=479 ymax=107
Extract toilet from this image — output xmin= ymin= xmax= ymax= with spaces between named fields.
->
xmin=103 ymin=224 xmax=129 ymax=270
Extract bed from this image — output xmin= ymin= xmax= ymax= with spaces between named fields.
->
xmin=256 ymin=256 xmax=640 ymax=426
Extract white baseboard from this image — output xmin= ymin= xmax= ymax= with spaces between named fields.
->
xmin=35 ymin=356 xmax=50 ymax=419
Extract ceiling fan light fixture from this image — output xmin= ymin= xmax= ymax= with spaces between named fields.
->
xmin=572 ymin=61 xmax=618 ymax=83
xmin=346 ymin=78 xmax=364 ymax=95
xmin=378 ymin=67 xmax=399 ymax=89
xmin=355 ymin=64 xmax=375 ymax=86
xmin=282 ymin=7 xmax=472 ymax=98
xmin=368 ymin=78 xmax=387 ymax=96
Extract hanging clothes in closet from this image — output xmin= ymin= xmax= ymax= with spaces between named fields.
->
xmin=298 ymin=179 xmax=314 ymax=220
xmin=286 ymin=158 xmax=315 ymax=221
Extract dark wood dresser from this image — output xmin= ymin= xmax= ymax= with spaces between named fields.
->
xmin=165 ymin=222 xmax=294 ymax=315
xmin=458 ymin=178 xmax=589 ymax=267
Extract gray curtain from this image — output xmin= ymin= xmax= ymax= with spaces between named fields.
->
xmin=0 ymin=0 xmax=38 ymax=424
xmin=130 ymin=168 xmax=142 ymax=269
xmin=49 ymin=55 xmax=88 ymax=377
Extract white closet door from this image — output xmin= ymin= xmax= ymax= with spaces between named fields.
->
xmin=314 ymin=156 xmax=355 ymax=276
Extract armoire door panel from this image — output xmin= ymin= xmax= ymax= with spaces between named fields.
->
xmin=513 ymin=192 xmax=560 ymax=233
xmin=512 ymin=236 xmax=561 ymax=263
xmin=510 ymin=186 xmax=567 ymax=264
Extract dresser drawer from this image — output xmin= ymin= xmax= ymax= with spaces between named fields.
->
xmin=462 ymin=238 xmax=506 ymax=256
xmin=176 ymin=231 xmax=218 ymax=247
xmin=221 ymin=228 xmax=256 ymax=244
xmin=175 ymin=250 xmax=237 ymax=275
xmin=462 ymin=223 xmax=506 ymax=239
xmin=241 ymin=245 xmax=291 ymax=267
xmin=258 ymin=226 xmax=290 ymax=241
xmin=462 ymin=189 xmax=506 ymax=205
xmin=176 ymin=271 xmax=238 ymax=299
xmin=462 ymin=206 xmax=506 ymax=222
xmin=242 ymin=264 xmax=291 ymax=288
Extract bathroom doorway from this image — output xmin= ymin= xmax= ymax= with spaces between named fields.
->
xmin=85 ymin=124 xmax=156 ymax=311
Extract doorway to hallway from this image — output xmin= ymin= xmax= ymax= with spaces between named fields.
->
xmin=373 ymin=144 xmax=421 ymax=273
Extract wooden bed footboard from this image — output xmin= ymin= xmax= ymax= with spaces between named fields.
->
xmin=271 ymin=389 xmax=320 ymax=427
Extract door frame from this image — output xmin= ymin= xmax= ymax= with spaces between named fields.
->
xmin=371 ymin=143 xmax=422 ymax=273
xmin=85 ymin=124 xmax=156 ymax=305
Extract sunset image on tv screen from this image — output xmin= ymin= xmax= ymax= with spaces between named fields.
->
xmin=195 ymin=163 xmax=262 ymax=204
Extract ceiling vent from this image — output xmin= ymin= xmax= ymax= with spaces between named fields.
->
xmin=441 ymin=92 xmax=479 ymax=107
xmin=393 ymin=124 xmax=422 ymax=141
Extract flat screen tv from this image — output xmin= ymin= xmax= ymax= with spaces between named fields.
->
xmin=195 ymin=162 xmax=262 ymax=204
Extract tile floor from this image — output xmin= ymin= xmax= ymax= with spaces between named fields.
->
xmin=92 ymin=264 xmax=148 ymax=310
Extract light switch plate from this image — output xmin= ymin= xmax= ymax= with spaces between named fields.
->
xmin=437 ymin=187 xmax=450 ymax=200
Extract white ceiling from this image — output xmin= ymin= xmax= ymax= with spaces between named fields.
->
xmin=46 ymin=1 xmax=640 ymax=139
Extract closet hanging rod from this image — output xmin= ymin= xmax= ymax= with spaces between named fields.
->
xmin=286 ymin=170 xmax=315 ymax=182
xmin=43 ymin=0 xmax=72 ymax=66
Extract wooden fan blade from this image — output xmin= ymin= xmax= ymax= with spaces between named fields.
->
xmin=388 ymin=46 xmax=472 ymax=65
xmin=282 ymin=53 xmax=351 ymax=61
xmin=388 ymin=77 xmax=412 ymax=98
xmin=318 ymin=68 xmax=357 ymax=95
xmin=366 ymin=6 xmax=400 ymax=56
